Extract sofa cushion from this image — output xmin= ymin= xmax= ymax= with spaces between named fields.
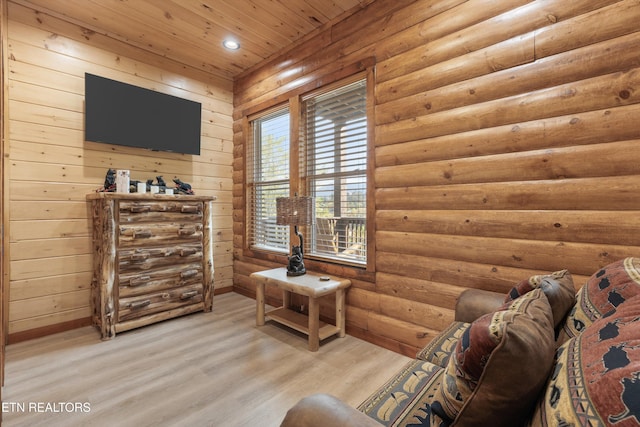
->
xmin=416 ymin=321 xmax=469 ymax=367
xmin=559 ymin=257 xmax=640 ymax=344
xmin=529 ymin=294 xmax=640 ymax=427
xmin=504 ymin=269 xmax=575 ymax=329
xmin=432 ymin=288 xmax=555 ymax=427
xmin=358 ymin=359 xmax=447 ymax=426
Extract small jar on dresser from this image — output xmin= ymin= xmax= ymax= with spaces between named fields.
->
xmin=87 ymin=192 xmax=216 ymax=339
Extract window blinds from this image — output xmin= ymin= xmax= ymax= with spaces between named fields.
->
xmin=303 ymin=79 xmax=367 ymax=263
xmin=247 ymin=108 xmax=290 ymax=252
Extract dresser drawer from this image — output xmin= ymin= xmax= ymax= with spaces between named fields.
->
xmin=118 ymin=243 xmax=203 ymax=273
xmin=119 ymin=201 xmax=203 ymax=223
xmin=119 ymin=263 xmax=203 ymax=298
xmin=118 ymin=283 xmax=203 ymax=322
xmin=118 ymin=222 xmax=202 ymax=248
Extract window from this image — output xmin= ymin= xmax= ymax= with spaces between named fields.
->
xmin=247 ymin=108 xmax=290 ymax=253
xmin=247 ymin=76 xmax=368 ymax=266
xmin=303 ymin=79 xmax=367 ymax=264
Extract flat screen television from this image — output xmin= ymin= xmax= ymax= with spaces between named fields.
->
xmin=84 ymin=73 xmax=202 ymax=155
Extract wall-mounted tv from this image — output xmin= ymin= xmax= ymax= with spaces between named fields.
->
xmin=84 ymin=73 xmax=202 ymax=155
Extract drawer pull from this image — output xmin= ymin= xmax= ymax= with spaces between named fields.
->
xmin=180 ymin=290 xmax=198 ymax=300
xmin=178 ymin=227 xmax=197 ymax=236
xmin=134 ymin=230 xmax=152 ymax=239
xmin=181 ymin=205 xmax=200 ymax=214
xmin=129 ymin=300 xmax=151 ymax=310
xmin=130 ymin=252 xmax=150 ymax=261
xmin=181 ymin=269 xmax=199 ymax=279
xmin=130 ymin=205 xmax=151 ymax=213
xmin=129 ymin=276 xmax=150 ymax=287
xmin=180 ymin=248 xmax=197 ymax=256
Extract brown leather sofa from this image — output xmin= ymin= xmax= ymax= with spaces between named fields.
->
xmin=281 ymin=258 xmax=640 ymax=427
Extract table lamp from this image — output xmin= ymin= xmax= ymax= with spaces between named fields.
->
xmin=276 ymin=195 xmax=314 ymax=276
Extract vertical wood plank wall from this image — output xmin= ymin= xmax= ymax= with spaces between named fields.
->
xmin=233 ymin=0 xmax=640 ymax=357
xmin=1 ymin=0 xmax=8 ymax=395
xmin=4 ymin=2 xmax=234 ymax=341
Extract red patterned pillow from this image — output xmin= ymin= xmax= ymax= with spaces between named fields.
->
xmin=530 ymin=294 xmax=640 ymax=426
xmin=432 ymin=288 xmax=555 ymax=427
xmin=559 ymin=258 xmax=640 ymax=344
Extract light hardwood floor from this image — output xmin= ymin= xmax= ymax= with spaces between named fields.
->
xmin=2 ymin=292 xmax=411 ymax=427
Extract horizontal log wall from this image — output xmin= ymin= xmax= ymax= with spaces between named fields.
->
xmin=233 ymin=0 xmax=640 ymax=357
xmin=4 ymin=2 xmax=234 ymax=341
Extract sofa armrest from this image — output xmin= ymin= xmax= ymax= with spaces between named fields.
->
xmin=280 ymin=394 xmax=382 ymax=427
xmin=455 ymin=288 xmax=505 ymax=323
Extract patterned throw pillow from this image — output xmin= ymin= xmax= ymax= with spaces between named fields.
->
xmin=529 ymin=294 xmax=640 ymax=427
xmin=503 ymin=269 xmax=575 ymax=329
xmin=559 ymin=257 xmax=640 ymax=344
xmin=431 ymin=288 xmax=555 ymax=427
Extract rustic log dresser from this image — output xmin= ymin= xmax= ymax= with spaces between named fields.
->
xmin=87 ymin=193 xmax=215 ymax=339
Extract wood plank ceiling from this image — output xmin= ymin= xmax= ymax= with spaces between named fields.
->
xmin=14 ymin=0 xmax=375 ymax=80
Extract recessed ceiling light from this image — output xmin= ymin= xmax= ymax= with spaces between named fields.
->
xmin=223 ymin=39 xmax=240 ymax=50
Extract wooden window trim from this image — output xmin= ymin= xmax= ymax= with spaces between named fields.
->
xmin=243 ymin=63 xmax=376 ymax=273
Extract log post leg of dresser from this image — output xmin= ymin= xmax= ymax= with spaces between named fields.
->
xmin=336 ymin=288 xmax=346 ymax=338
xmin=308 ymin=297 xmax=320 ymax=352
xmin=202 ymin=200 xmax=214 ymax=312
xmin=100 ymin=198 xmax=117 ymax=340
xmin=103 ymin=301 xmax=116 ymax=340
xmin=256 ymin=282 xmax=265 ymax=326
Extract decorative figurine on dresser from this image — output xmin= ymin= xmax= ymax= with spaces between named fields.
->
xmin=173 ymin=178 xmax=195 ymax=195
xmin=98 ymin=168 xmax=117 ymax=192
xmin=87 ymin=190 xmax=216 ymax=339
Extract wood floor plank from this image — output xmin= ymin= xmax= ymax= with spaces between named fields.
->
xmin=2 ymin=292 xmax=411 ymax=426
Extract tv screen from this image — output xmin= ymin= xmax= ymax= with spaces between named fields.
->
xmin=84 ymin=73 xmax=202 ymax=155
